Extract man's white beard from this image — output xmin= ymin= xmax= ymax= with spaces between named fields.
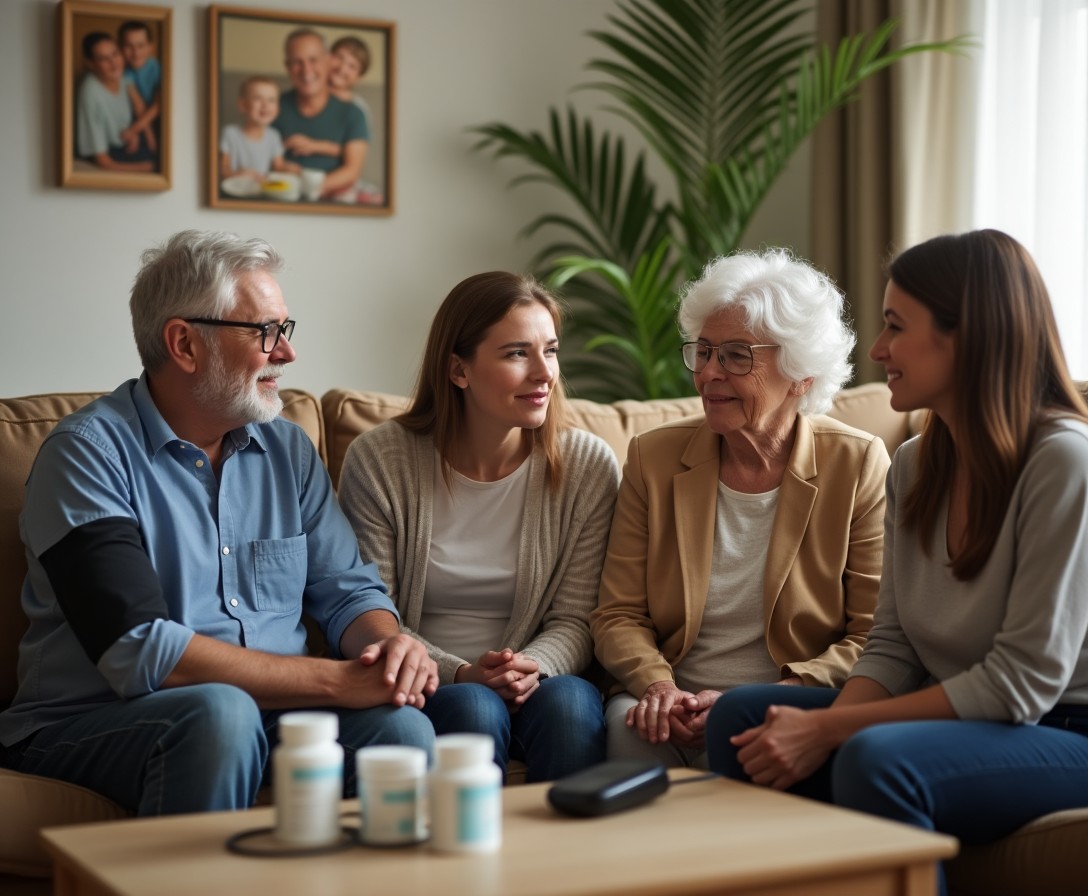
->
xmin=195 ymin=351 xmax=284 ymax=425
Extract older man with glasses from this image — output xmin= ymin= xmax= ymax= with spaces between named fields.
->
xmin=0 ymin=229 xmax=435 ymax=816
xmin=590 ymin=248 xmax=891 ymax=771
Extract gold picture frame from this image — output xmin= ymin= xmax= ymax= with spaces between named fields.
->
xmin=208 ymin=5 xmax=396 ymax=216
xmin=58 ymin=0 xmax=172 ymax=191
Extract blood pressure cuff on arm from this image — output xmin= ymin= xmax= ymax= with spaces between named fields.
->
xmin=39 ymin=517 xmax=169 ymax=665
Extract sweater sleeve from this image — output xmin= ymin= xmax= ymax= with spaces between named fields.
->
xmin=848 ymin=438 xmax=932 ymax=695
xmin=518 ymin=431 xmax=620 ymax=677
xmin=942 ymin=425 xmax=1088 ymax=721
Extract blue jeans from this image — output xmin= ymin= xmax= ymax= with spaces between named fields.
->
xmin=706 ymin=685 xmax=1088 ymax=894
xmin=7 ymin=683 xmax=434 ymax=815
xmin=423 ymin=675 xmax=605 ymax=782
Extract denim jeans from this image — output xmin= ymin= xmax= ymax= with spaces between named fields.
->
xmin=422 ymin=675 xmax=605 ymax=782
xmin=705 ymin=685 xmax=1088 ymax=896
xmin=6 ymin=683 xmax=434 ymax=815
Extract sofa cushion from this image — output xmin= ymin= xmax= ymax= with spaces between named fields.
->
xmin=946 ymin=810 xmax=1088 ymax=895
xmin=322 ymin=389 xmax=411 ymax=488
xmin=0 ymin=770 xmax=127 ymax=876
xmin=319 ymin=384 xmax=911 ymax=488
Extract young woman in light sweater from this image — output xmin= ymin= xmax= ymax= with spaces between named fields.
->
xmin=706 ymin=230 xmax=1088 ymax=891
xmin=337 ymin=272 xmax=618 ymax=781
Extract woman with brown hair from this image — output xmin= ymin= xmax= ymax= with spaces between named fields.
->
xmin=707 ymin=230 xmax=1088 ymax=890
xmin=338 ymin=272 xmax=618 ymax=781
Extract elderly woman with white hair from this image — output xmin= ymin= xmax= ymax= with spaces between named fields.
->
xmin=589 ymin=248 xmax=891 ymax=768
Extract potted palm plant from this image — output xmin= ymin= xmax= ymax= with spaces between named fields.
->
xmin=472 ymin=0 xmax=968 ymax=401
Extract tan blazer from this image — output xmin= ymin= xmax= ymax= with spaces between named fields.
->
xmin=590 ymin=413 xmax=890 ymax=698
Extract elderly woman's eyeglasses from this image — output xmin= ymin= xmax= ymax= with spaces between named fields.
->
xmin=680 ymin=341 xmax=779 ymax=375
xmin=185 ymin=318 xmax=296 ymax=353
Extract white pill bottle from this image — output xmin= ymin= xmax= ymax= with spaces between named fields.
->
xmin=429 ymin=733 xmax=502 ymax=853
xmin=273 ymin=711 xmax=344 ymax=845
xmin=356 ymin=744 xmax=428 ymax=845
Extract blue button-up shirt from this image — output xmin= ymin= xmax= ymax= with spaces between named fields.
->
xmin=0 ymin=375 xmax=396 ymax=745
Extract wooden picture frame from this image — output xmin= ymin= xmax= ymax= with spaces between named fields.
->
xmin=58 ymin=0 xmax=171 ymax=191
xmin=208 ymin=6 xmax=396 ymax=216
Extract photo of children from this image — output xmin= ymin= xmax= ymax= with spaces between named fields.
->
xmin=118 ymin=20 xmax=160 ymax=157
xmin=209 ymin=8 xmax=393 ymax=215
xmin=75 ymin=31 xmax=155 ymax=171
xmin=327 ymin=35 xmax=383 ymax=205
xmin=59 ymin=1 xmax=171 ymax=191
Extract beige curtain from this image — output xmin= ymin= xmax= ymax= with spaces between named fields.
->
xmin=810 ymin=0 xmax=895 ymax=385
xmin=893 ymin=0 xmax=981 ymax=248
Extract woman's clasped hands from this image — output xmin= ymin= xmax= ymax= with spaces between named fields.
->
xmin=454 ymin=647 xmax=542 ymax=709
xmin=731 ymin=704 xmax=836 ymax=791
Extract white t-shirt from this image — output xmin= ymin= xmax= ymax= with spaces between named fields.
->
xmin=418 ymin=454 xmax=529 ymax=662
xmin=219 ymin=124 xmax=285 ymax=176
xmin=674 ymin=481 xmax=781 ymax=692
xmin=76 ymin=74 xmax=132 ymax=158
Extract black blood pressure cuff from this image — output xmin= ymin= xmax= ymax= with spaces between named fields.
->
xmin=39 ymin=517 xmax=169 ymax=665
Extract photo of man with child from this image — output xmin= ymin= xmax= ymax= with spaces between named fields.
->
xmin=211 ymin=10 xmax=391 ymax=212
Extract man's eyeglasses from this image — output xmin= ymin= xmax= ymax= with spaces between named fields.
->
xmin=680 ymin=341 xmax=779 ymax=376
xmin=185 ymin=318 xmax=296 ymax=354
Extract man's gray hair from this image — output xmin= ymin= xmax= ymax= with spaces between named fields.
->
xmin=130 ymin=230 xmax=284 ymax=371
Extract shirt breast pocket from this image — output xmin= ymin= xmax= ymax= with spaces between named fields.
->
xmin=252 ymin=534 xmax=308 ymax=613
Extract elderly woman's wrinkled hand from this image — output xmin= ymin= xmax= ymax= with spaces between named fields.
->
xmin=627 ymin=680 xmax=695 ymax=743
xmin=666 ymin=689 xmax=722 ymax=748
xmin=731 ymin=704 xmax=832 ymax=790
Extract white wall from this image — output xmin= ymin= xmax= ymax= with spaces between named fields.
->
xmin=0 ymin=0 xmax=810 ymax=399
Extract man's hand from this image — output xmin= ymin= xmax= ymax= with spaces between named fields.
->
xmin=358 ymin=633 xmax=438 ymax=708
xmin=282 ymin=133 xmax=325 ymax=157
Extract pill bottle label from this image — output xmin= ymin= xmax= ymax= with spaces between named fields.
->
xmin=456 ymin=781 xmax=500 ymax=845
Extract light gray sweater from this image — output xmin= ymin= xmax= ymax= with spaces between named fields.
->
xmin=850 ymin=419 xmax=1088 ymax=722
xmin=337 ymin=420 xmax=620 ymax=684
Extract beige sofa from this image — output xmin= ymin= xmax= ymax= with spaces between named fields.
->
xmin=0 ymin=383 xmax=1083 ymax=892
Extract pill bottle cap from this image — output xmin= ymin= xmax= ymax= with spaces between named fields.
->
xmin=434 ymin=733 xmax=494 ymax=770
xmin=278 ymin=711 xmax=339 ymax=747
xmin=356 ymin=745 xmax=427 ymax=779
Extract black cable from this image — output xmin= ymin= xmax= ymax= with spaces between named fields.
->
xmin=225 ymin=816 xmax=359 ymax=858
xmin=225 ymin=826 xmax=358 ymax=857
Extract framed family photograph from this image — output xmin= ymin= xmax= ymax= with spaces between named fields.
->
xmin=58 ymin=0 xmax=171 ymax=191
xmin=208 ymin=6 xmax=396 ymax=216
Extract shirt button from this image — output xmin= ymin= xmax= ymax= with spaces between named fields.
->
xmin=222 ymin=546 xmax=230 ymax=555
xmin=195 ymin=459 xmax=204 ymax=469
xmin=230 ymin=598 xmax=239 ymax=608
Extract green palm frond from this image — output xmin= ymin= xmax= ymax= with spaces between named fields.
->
xmin=472 ymin=107 xmax=671 ymax=269
xmin=470 ymin=0 xmax=971 ymax=401
xmin=548 ymin=240 xmax=692 ymax=400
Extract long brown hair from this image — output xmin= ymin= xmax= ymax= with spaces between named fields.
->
xmin=890 ymin=229 xmax=1088 ymax=579
xmin=397 ymin=271 xmax=569 ymax=489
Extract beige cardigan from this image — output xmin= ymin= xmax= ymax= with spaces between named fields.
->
xmin=591 ymin=413 xmax=889 ymax=698
xmin=338 ymin=420 xmax=620 ymax=684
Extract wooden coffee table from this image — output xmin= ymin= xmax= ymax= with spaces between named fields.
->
xmin=41 ymin=770 xmax=956 ymax=896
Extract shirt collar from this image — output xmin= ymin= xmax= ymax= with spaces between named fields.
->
xmin=132 ymin=373 xmax=268 ymax=458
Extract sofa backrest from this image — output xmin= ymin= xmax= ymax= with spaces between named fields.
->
xmin=0 ymin=388 xmax=322 ymax=706
xmin=320 ymin=381 xmax=914 ymax=488
xmin=0 ymin=380 xmax=913 ymax=706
